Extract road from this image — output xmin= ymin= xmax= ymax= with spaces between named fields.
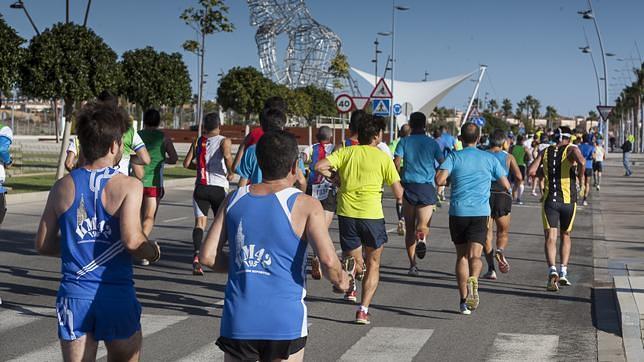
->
xmin=0 ymin=183 xmax=599 ymax=361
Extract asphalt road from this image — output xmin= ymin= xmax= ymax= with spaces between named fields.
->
xmin=0 ymin=184 xmax=598 ymax=361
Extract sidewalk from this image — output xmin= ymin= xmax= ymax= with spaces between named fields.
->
xmin=595 ymin=152 xmax=644 ymax=361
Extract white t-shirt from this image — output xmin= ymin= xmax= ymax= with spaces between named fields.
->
xmin=594 ymin=146 xmax=605 ymax=162
xmin=377 ymin=142 xmax=393 ymax=158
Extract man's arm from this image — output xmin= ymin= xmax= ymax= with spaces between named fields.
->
xmin=221 ymin=138 xmax=234 ymax=178
xmin=393 ymin=156 xmax=402 ymax=173
xmin=199 ymin=195 xmax=230 ymax=272
xmin=35 ymin=182 xmax=64 ymax=256
xmin=435 ymin=169 xmax=449 ymax=186
xmin=183 ymin=143 xmax=196 ymax=169
xmin=527 ymin=151 xmax=544 ymax=177
xmin=390 ymin=181 xmax=404 ymax=200
xmin=231 ymin=135 xmax=249 ymax=171
xmin=569 ymin=146 xmax=586 ymax=184
xmin=119 ymin=178 xmax=160 ymax=261
xmin=508 ymin=155 xmax=523 ymax=183
xmin=164 ymin=136 xmax=178 ymax=165
xmin=295 ymin=167 xmax=307 ymax=192
xmin=64 ymin=152 xmax=76 ymax=173
xmin=135 ymin=147 xmax=151 ymax=166
xmin=314 ymin=158 xmax=334 ymax=178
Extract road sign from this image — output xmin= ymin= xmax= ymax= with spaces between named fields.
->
xmin=393 ymin=103 xmax=402 ymax=116
xmin=597 ymin=105 xmax=614 ymax=121
xmin=372 ymin=98 xmax=391 ymax=116
xmin=403 ymin=102 xmax=413 ymax=117
xmin=370 ymin=78 xmax=393 ymax=99
xmin=335 ymin=94 xmax=354 ymax=113
xmin=473 ymin=117 xmax=486 ymax=127
xmin=353 ymin=97 xmax=370 ymax=110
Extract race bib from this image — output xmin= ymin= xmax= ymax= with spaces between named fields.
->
xmin=312 ymin=182 xmax=332 ymax=201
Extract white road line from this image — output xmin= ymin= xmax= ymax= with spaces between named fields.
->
xmin=215 ymin=299 xmax=225 ymax=306
xmin=339 ymin=327 xmax=433 ymax=361
xmin=0 ymin=307 xmax=55 ymax=334
xmin=386 ymin=227 xmax=398 ymax=234
xmin=7 ymin=314 xmax=188 ymax=362
xmin=487 ymin=333 xmax=559 ymax=362
xmin=175 ymin=343 xmax=224 ymax=362
xmin=163 ymin=216 xmax=189 ymax=223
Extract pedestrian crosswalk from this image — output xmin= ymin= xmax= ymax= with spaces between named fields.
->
xmin=0 ymin=306 xmax=562 ymax=361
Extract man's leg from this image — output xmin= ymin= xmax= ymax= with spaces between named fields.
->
xmin=104 ymin=331 xmax=142 ymax=362
xmin=396 ymin=197 xmax=405 ymax=235
xmin=193 ymin=216 xmax=208 ymax=255
xmin=0 ymin=192 xmax=6 ymax=225
xmin=414 ymin=204 xmax=433 ymax=257
xmin=60 ymin=334 xmax=99 ymax=362
xmin=467 ymin=241 xmax=484 ymax=280
xmin=483 ymin=217 xmax=496 ymax=276
xmin=359 ymin=246 xmax=383 ymax=309
xmin=454 ymin=243 xmax=469 ymax=302
xmin=403 ymin=199 xmax=417 ymax=268
xmin=544 ymin=228 xmax=558 ymax=268
xmin=495 ymin=214 xmax=511 ymax=273
xmin=560 ymin=230 xmax=572 ymax=268
xmin=282 ymin=347 xmax=305 ymax=362
xmin=141 ymin=196 xmax=158 ymax=237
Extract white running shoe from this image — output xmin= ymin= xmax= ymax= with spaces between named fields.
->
xmin=408 ymin=265 xmax=419 ymax=277
xmin=482 ymin=270 xmax=497 ymax=280
xmin=460 ymin=302 xmax=471 ymax=315
xmin=582 ymin=200 xmax=588 ymax=206
xmin=559 ymin=272 xmax=572 ymax=286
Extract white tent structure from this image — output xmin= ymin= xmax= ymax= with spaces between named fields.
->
xmin=351 ymin=67 xmax=477 ymax=122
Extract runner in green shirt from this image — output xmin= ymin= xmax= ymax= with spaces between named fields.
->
xmin=510 ymin=135 xmax=529 ymax=204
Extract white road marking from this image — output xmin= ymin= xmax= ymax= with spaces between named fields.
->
xmin=339 ymin=327 xmax=433 ymax=361
xmin=215 ymin=299 xmax=225 ymax=306
xmin=163 ymin=216 xmax=189 ymax=223
xmin=386 ymin=227 xmax=398 ymax=234
xmin=487 ymin=333 xmax=559 ymax=362
xmin=0 ymin=307 xmax=55 ymax=334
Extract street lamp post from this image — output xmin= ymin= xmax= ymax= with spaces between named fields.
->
xmin=579 ymin=46 xmax=602 ymax=105
xmin=388 ymin=2 xmax=409 ymax=142
xmin=372 ymin=38 xmax=382 ymax=84
xmin=10 ymin=1 xmax=40 ymax=35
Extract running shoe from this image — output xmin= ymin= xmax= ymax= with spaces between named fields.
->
xmin=408 ymin=265 xmax=419 ymax=276
xmin=596 ymin=185 xmax=600 ymax=191
xmin=140 ymin=258 xmax=150 ymax=266
xmin=342 ymin=256 xmax=357 ymax=277
xmin=495 ymin=250 xmax=510 ymax=273
xmin=436 ymin=199 xmax=442 ymax=208
xmin=546 ymin=271 xmax=560 ymax=291
xmin=415 ymin=231 xmax=427 ymax=259
xmin=460 ymin=302 xmax=472 ymax=315
xmin=193 ymin=262 xmax=204 ymax=276
xmin=516 ymin=199 xmax=524 ymax=205
xmin=583 ymin=200 xmax=588 ymax=206
xmin=355 ymin=261 xmax=366 ymax=282
xmin=397 ymin=219 xmax=405 ymax=236
xmin=559 ymin=272 xmax=572 ymax=286
xmin=344 ymin=283 xmax=358 ymax=303
xmin=355 ymin=310 xmax=370 ymax=324
xmin=531 ymin=190 xmax=538 ymax=197
xmin=465 ymin=277 xmax=479 ymax=310
xmin=482 ymin=270 xmax=497 ymax=280
xmin=310 ymin=256 xmax=322 ymax=280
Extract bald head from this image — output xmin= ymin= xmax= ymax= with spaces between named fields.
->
xmin=399 ymin=124 xmax=411 ymax=137
xmin=460 ymin=122 xmax=480 ymax=146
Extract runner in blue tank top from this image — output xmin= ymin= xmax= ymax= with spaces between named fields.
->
xmin=200 ymin=131 xmax=350 ymax=362
xmin=35 ymin=101 xmax=161 ymax=361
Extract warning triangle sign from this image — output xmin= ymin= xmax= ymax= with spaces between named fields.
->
xmin=596 ymin=105 xmax=613 ymax=122
xmin=370 ymin=78 xmax=393 ymax=99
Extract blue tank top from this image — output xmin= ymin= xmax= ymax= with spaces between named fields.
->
xmin=58 ymin=168 xmax=135 ymax=299
xmin=221 ymin=186 xmax=307 ymax=340
xmin=488 ymin=150 xmax=510 ymax=192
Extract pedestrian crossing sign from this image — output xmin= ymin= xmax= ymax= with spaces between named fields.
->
xmin=372 ymin=98 xmax=391 ymax=116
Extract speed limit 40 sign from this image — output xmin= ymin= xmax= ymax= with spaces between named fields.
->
xmin=335 ymin=94 xmax=354 ymax=113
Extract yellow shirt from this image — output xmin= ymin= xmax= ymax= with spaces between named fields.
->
xmin=325 ymin=145 xmax=400 ymax=219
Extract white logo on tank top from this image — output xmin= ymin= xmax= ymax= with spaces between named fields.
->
xmin=234 ymin=219 xmax=272 ymax=275
xmin=75 ymin=196 xmax=112 ymax=242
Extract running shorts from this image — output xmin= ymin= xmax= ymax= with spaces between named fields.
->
xmin=338 ymin=216 xmax=387 ymax=252
xmin=542 ymin=201 xmax=576 ymax=232
xmin=56 ymin=296 xmax=141 ymax=341
xmin=489 ymin=191 xmax=512 ymax=218
xmin=143 ymin=186 xmax=164 ymax=198
xmin=584 ymin=168 xmax=593 ymax=177
xmin=193 ymin=184 xmax=226 ymax=218
xmin=449 ymin=216 xmax=489 ymax=245
xmin=402 ymin=183 xmax=437 ymax=206
xmin=216 ymin=336 xmax=306 ymax=361
xmin=306 ymin=184 xmax=337 ymax=213
xmin=593 ymin=161 xmax=603 ymax=172
xmin=518 ymin=165 xmax=527 ymax=180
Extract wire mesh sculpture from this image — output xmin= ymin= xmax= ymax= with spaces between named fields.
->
xmin=247 ymin=0 xmax=342 ymax=90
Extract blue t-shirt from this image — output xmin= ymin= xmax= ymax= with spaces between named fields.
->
xmin=579 ymin=143 xmax=595 ymax=169
xmin=237 ymin=144 xmax=305 ymax=184
xmin=438 ymin=132 xmax=456 ymax=151
xmin=439 ymin=146 xmax=506 ymax=217
xmin=394 ymin=134 xmax=444 ymax=185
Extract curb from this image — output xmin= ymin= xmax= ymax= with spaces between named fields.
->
xmin=5 ymin=177 xmax=195 ymax=204
xmin=614 ymin=276 xmax=644 ymax=362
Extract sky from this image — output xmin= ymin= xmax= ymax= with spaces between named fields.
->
xmin=2 ymin=0 xmax=643 ymax=117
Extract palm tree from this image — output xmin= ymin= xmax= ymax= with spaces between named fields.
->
xmin=488 ymin=99 xmax=498 ymax=113
xmin=501 ymin=98 xmax=512 ymax=120
xmin=530 ymin=99 xmax=541 ymax=126
xmin=544 ymin=105 xmax=559 ymax=129
xmin=515 ymin=100 xmax=527 ymax=120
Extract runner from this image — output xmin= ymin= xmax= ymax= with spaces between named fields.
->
xmin=391 ymin=125 xmax=411 ymax=236
xmin=436 ymin=126 xmax=457 ymax=201
xmin=34 ymin=101 xmax=161 ymax=361
xmin=302 ymin=126 xmax=337 ymax=280
xmin=531 ymin=134 xmax=550 ymax=197
xmin=435 ymin=122 xmax=510 ymax=315
xmin=344 ymin=110 xmax=366 ymax=147
xmin=315 ymin=113 xmax=404 ymax=324
xmin=138 ymin=109 xmax=178 ymax=237
xmin=198 ymin=131 xmax=350 ymax=362
xmin=483 ymin=130 xmax=522 ymax=280
xmin=510 ymin=134 xmax=529 ymax=204
xmin=621 ymin=135 xmax=634 ymax=176
xmin=593 ymin=139 xmax=605 ymax=190
xmin=528 ymin=126 xmax=585 ymax=291
xmin=578 ymin=134 xmax=595 ymax=206
xmin=0 ymin=117 xmax=13 ymax=225
xmin=183 ymin=112 xmax=233 ymax=276
xmin=393 ymin=112 xmax=443 ymax=276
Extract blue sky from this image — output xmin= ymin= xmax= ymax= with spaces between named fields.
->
xmin=3 ymin=0 xmax=643 ymax=117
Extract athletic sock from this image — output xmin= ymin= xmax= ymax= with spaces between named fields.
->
xmin=598 ymin=174 xmax=602 ymax=185
xmin=396 ymin=202 xmax=403 ymax=221
xmin=192 ymin=227 xmax=204 ymax=255
xmin=359 ymin=305 xmax=369 ymax=314
xmin=484 ymin=250 xmax=495 ymax=270
xmin=518 ymin=184 xmax=524 ymax=199
xmin=560 ymin=265 xmax=567 ymax=275
xmin=460 ymin=298 xmax=466 ymax=304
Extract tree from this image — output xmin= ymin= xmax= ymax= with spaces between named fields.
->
xmin=298 ymin=85 xmax=336 ymax=121
xmin=181 ymin=0 xmax=234 ymax=134
xmin=0 ymin=15 xmax=24 ymax=97
xmin=530 ymin=98 xmax=541 ymax=124
xmin=20 ymin=23 xmax=120 ymax=179
xmin=120 ymin=46 xmax=191 ymax=110
xmin=501 ymin=98 xmax=512 ymax=120
xmin=217 ymin=66 xmax=272 ymax=121
xmin=515 ymin=100 xmax=527 ymax=120
xmin=488 ymin=99 xmax=498 ymax=113
xmin=544 ymin=105 xmax=559 ymax=129
xmin=329 ymin=53 xmax=350 ymax=90
xmin=482 ymin=110 xmax=510 ymax=134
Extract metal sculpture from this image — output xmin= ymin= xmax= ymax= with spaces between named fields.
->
xmin=247 ymin=0 xmax=342 ymax=90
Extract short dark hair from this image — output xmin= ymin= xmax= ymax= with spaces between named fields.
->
xmin=516 ymin=134 xmax=524 ymax=144
xmin=316 ymin=126 xmax=332 ymax=142
xmin=357 ymin=114 xmax=380 ymax=145
xmin=582 ymin=133 xmax=590 ymax=143
xmin=349 ymin=110 xmax=368 ymax=132
xmin=76 ymin=102 xmax=128 ymax=162
xmin=373 ymin=115 xmax=387 ymax=132
xmin=409 ymin=112 xmax=426 ymax=131
xmin=460 ymin=122 xmax=480 ymax=144
xmin=260 ymin=108 xmax=286 ymax=132
xmin=143 ymin=109 xmax=161 ymax=128
xmin=263 ymin=96 xmax=287 ymax=113
xmin=97 ymin=90 xmax=118 ymax=107
xmin=490 ymin=129 xmax=506 ymax=148
xmin=203 ymin=112 xmax=220 ymax=132
xmin=399 ymin=124 xmax=411 ymax=137
xmin=432 ymin=129 xmax=441 ymax=139
xmin=256 ymin=131 xmax=299 ymax=181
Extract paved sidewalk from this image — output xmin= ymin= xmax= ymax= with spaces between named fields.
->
xmin=594 ymin=152 xmax=644 ymax=361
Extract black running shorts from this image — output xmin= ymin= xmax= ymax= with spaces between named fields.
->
xmin=584 ymin=168 xmax=593 ymax=177
xmin=489 ymin=191 xmax=512 ymax=218
xmin=192 ymin=184 xmax=226 ymax=218
xmin=542 ymin=201 xmax=576 ymax=232
xmin=403 ymin=183 xmax=438 ymax=206
xmin=449 ymin=216 xmax=489 ymax=245
xmin=593 ymin=161 xmax=603 ymax=172
xmin=216 ymin=336 xmax=306 ymax=362
xmin=338 ymin=216 xmax=387 ymax=252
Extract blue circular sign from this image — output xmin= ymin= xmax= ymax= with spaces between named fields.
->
xmin=473 ymin=117 xmax=486 ymax=127
xmin=393 ymin=103 xmax=402 ymax=116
